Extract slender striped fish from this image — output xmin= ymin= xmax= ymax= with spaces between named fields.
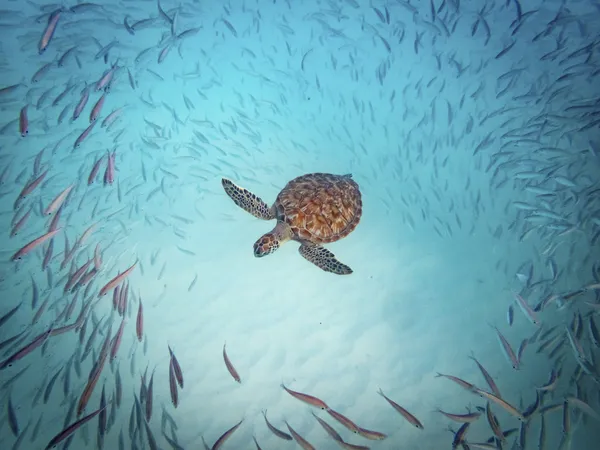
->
xmin=377 ymin=388 xmax=424 ymax=429
xmin=98 ymin=261 xmax=138 ymax=297
xmin=223 ymin=342 xmax=241 ymax=383
xmin=513 ymin=292 xmax=541 ymax=326
xmin=211 ymin=419 xmax=243 ymax=450
xmin=436 ymin=409 xmax=481 ymax=423
xmin=281 ymin=383 xmax=328 ymax=410
xmin=284 ymin=421 xmax=315 ymax=450
xmin=326 ymin=408 xmax=361 ymax=433
xmin=473 ymin=388 xmax=525 ymax=421
xmin=44 ymin=403 xmax=108 ymax=449
xmin=10 ymin=229 xmax=61 ymax=261
xmin=261 ymin=410 xmax=291 ymax=440
xmin=492 ymin=325 xmax=520 ymax=369
xmin=469 ymin=355 xmax=501 ymax=398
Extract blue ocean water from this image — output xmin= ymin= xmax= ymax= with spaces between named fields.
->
xmin=0 ymin=0 xmax=599 ymax=449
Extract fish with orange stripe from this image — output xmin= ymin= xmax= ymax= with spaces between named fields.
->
xmin=223 ymin=342 xmax=241 ymax=383
xmin=281 ymin=383 xmax=328 ymax=410
xmin=10 ymin=228 xmax=61 ymax=261
xmin=98 ymin=261 xmax=138 ymax=297
xmin=39 ymin=9 xmax=61 ymax=54
xmin=211 ymin=419 xmax=243 ymax=450
xmin=377 ymin=388 xmax=424 ymax=429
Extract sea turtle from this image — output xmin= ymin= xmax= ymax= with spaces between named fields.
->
xmin=221 ymin=173 xmax=362 ymax=275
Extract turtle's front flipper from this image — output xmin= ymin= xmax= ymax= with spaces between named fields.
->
xmin=222 ymin=178 xmax=275 ymax=220
xmin=299 ymin=243 xmax=352 ymax=275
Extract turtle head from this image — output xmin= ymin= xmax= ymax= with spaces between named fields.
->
xmin=253 ymin=233 xmax=279 ymax=257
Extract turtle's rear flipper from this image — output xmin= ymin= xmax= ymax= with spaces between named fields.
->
xmin=299 ymin=243 xmax=352 ymax=275
xmin=222 ymin=178 xmax=275 ymax=220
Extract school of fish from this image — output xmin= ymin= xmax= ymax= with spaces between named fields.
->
xmin=0 ymin=0 xmax=599 ymax=449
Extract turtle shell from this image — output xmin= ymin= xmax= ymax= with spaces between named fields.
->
xmin=274 ymin=173 xmax=362 ymax=244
